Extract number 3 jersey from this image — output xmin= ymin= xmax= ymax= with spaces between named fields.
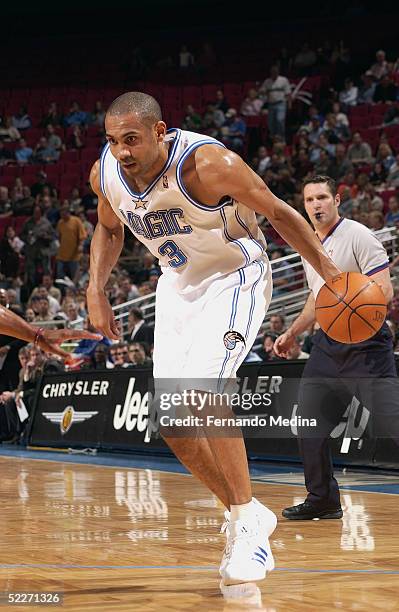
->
xmin=100 ymin=128 xmax=268 ymax=294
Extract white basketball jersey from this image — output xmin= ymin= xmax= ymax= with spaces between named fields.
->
xmin=100 ymin=129 xmax=267 ymax=294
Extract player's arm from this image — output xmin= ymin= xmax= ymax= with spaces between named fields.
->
xmin=190 ymin=147 xmax=341 ymax=282
xmin=86 ymin=160 xmax=124 ymax=339
xmin=0 ymin=305 xmax=101 ymax=359
xmin=274 ymin=292 xmax=316 ymax=358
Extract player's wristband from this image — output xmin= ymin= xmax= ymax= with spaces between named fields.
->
xmin=33 ymin=327 xmax=45 ymax=346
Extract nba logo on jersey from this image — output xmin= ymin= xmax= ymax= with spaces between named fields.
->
xmin=223 ymin=330 xmax=246 ymax=350
xmin=163 ymin=175 xmax=169 ymax=189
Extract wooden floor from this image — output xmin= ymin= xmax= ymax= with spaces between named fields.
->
xmin=0 ymin=456 xmax=398 ymax=611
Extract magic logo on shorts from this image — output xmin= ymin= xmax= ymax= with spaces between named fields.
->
xmin=223 ymin=330 xmax=246 ymax=350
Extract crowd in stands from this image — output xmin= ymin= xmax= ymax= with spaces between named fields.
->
xmin=1 ymin=37 xmax=399 ymax=442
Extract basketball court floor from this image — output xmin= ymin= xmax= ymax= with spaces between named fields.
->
xmin=0 ymin=448 xmax=398 ymax=610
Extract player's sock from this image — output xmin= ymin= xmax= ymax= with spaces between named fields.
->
xmin=230 ymin=500 xmax=254 ymax=522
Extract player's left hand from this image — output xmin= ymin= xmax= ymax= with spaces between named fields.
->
xmin=37 ymin=329 xmax=103 ymax=361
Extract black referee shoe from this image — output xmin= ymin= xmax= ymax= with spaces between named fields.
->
xmin=282 ymin=501 xmax=343 ymax=520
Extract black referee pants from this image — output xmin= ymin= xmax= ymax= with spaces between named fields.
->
xmin=296 ymin=324 xmax=399 ymax=508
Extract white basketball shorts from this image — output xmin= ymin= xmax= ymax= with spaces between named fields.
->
xmin=153 ymin=255 xmax=272 ymax=389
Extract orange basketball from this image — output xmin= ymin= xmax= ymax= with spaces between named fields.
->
xmin=315 ymin=272 xmax=387 ymax=344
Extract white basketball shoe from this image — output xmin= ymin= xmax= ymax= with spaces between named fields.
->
xmin=219 ymin=497 xmax=277 ymax=585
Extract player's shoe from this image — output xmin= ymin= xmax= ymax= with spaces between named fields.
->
xmin=219 ymin=497 xmax=277 ymax=585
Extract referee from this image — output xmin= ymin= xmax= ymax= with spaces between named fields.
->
xmin=274 ymin=175 xmax=399 ymax=520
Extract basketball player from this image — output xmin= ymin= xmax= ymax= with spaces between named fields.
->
xmin=0 ymin=303 xmax=101 ymax=357
xmin=86 ymin=93 xmax=341 ymax=583
xmin=274 ymin=175 xmax=398 ymax=520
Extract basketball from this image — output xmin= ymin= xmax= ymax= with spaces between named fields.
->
xmin=315 ymin=272 xmax=387 ymax=344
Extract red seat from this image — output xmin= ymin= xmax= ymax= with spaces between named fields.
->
xmin=80 ymin=147 xmax=100 ymax=163
xmin=61 ymin=150 xmax=80 ymax=163
xmin=245 ymin=116 xmax=261 ymax=128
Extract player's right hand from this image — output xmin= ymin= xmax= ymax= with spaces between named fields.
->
xmin=274 ymin=331 xmax=295 ymax=359
xmin=87 ymin=290 xmax=120 ymax=340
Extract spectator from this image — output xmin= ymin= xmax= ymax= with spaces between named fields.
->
xmin=368 ymin=210 xmax=385 ymax=231
xmin=30 ymin=285 xmax=60 ymax=316
xmin=128 ymin=307 xmax=154 ymax=346
xmin=0 ymin=226 xmax=24 ymax=280
xmin=113 ymin=342 xmax=130 ymax=368
xmin=116 ymin=275 xmax=139 ymax=302
xmin=256 ymin=332 xmax=279 ymax=362
xmin=32 ymin=296 xmax=54 ymax=323
xmin=252 ymin=145 xmax=271 ymax=176
xmin=346 ymin=132 xmax=374 ymax=166
xmin=292 ymin=148 xmax=313 ymax=180
xmin=64 ymin=102 xmax=87 ymax=127
xmin=13 ymin=186 xmax=34 ymax=216
xmin=181 ymin=105 xmax=202 ymax=131
xmin=259 ymin=65 xmax=291 ymax=139
xmin=77 ymin=209 xmax=94 ymax=246
xmin=339 ymin=78 xmax=358 ymax=108
xmin=40 ymin=194 xmax=60 ymax=226
xmin=240 ymin=88 xmax=263 ymax=117
xmin=324 ymin=110 xmax=350 ymax=143
xmin=220 ymin=109 xmax=246 ymax=152
xmin=30 ymin=170 xmax=53 ymax=199
xmin=306 ymin=117 xmax=324 ymax=145
xmin=370 ymin=161 xmax=387 ymax=185
xmin=327 ymin=143 xmax=353 ymax=180
xmin=84 ymin=344 xmax=114 ymax=370
xmin=41 ymin=273 xmax=62 ymax=303
xmin=310 ymin=133 xmax=335 ymax=164
xmin=214 ymin=89 xmax=229 ymax=114
xmin=12 ymin=107 xmax=32 ymax=131
xmin=127 ymin=342 xmax=152 ymax=367
xmin=15 ymin=139 xmax=33 ymax=164
xmin=0 ymin=117 xmax=21 ymax=142
xmin=80 ymin=181 xmax=98 ymax=212
xmin=269 ymin=313 xmax=286 ymax=334
xmin=33 ymin=136 xmax=60 ymax=164
xmin=56 ymin=301 xmax=83 ymax=328
xmin=20 ymin=205 xmax=54 ymax=285
xmin=387 ymin=154 xmax=399 ymax=188
xmin=67 ymin=125 xmax=85 ymax=150
xmin=369 ymin=49 xmax=388 ymax=81
xmin=376 ymin=143 xmax=395 ymax=172
xmin=385 ymin=196 xmax=399 ymax=226
xmin=132 ymin=252 xmax=157 ymax=285
xmin=45 ymin=125 xmax=63 ymax=152
xmin=201 ymin=102 xmax=225 ymax=138
xmin=0 ymin=186 xmax=12 ymax=218
xmin=56 ymin=206 xmax=87 ymax=282
xmin=179 ymin=44 xmax=194 ymax=69
xmin=314 ymin=149 xmax=331 ymax=175
xmin=40 ymin=102 xmax=63 ymax=128
xmin=364 ymin=183 xmax=384 ymax=212
xmin=286 ymin=336 xmax=310 ymax=360
xmin=373 ymin=75 xmax=398 ymax=103
xmin=357 ymin=71 xmax=376 ymax=104
xmin=67 ymin=187 xmax=82 ymax=213
xmin=90 ymin=101 xmax=105 ymax=127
